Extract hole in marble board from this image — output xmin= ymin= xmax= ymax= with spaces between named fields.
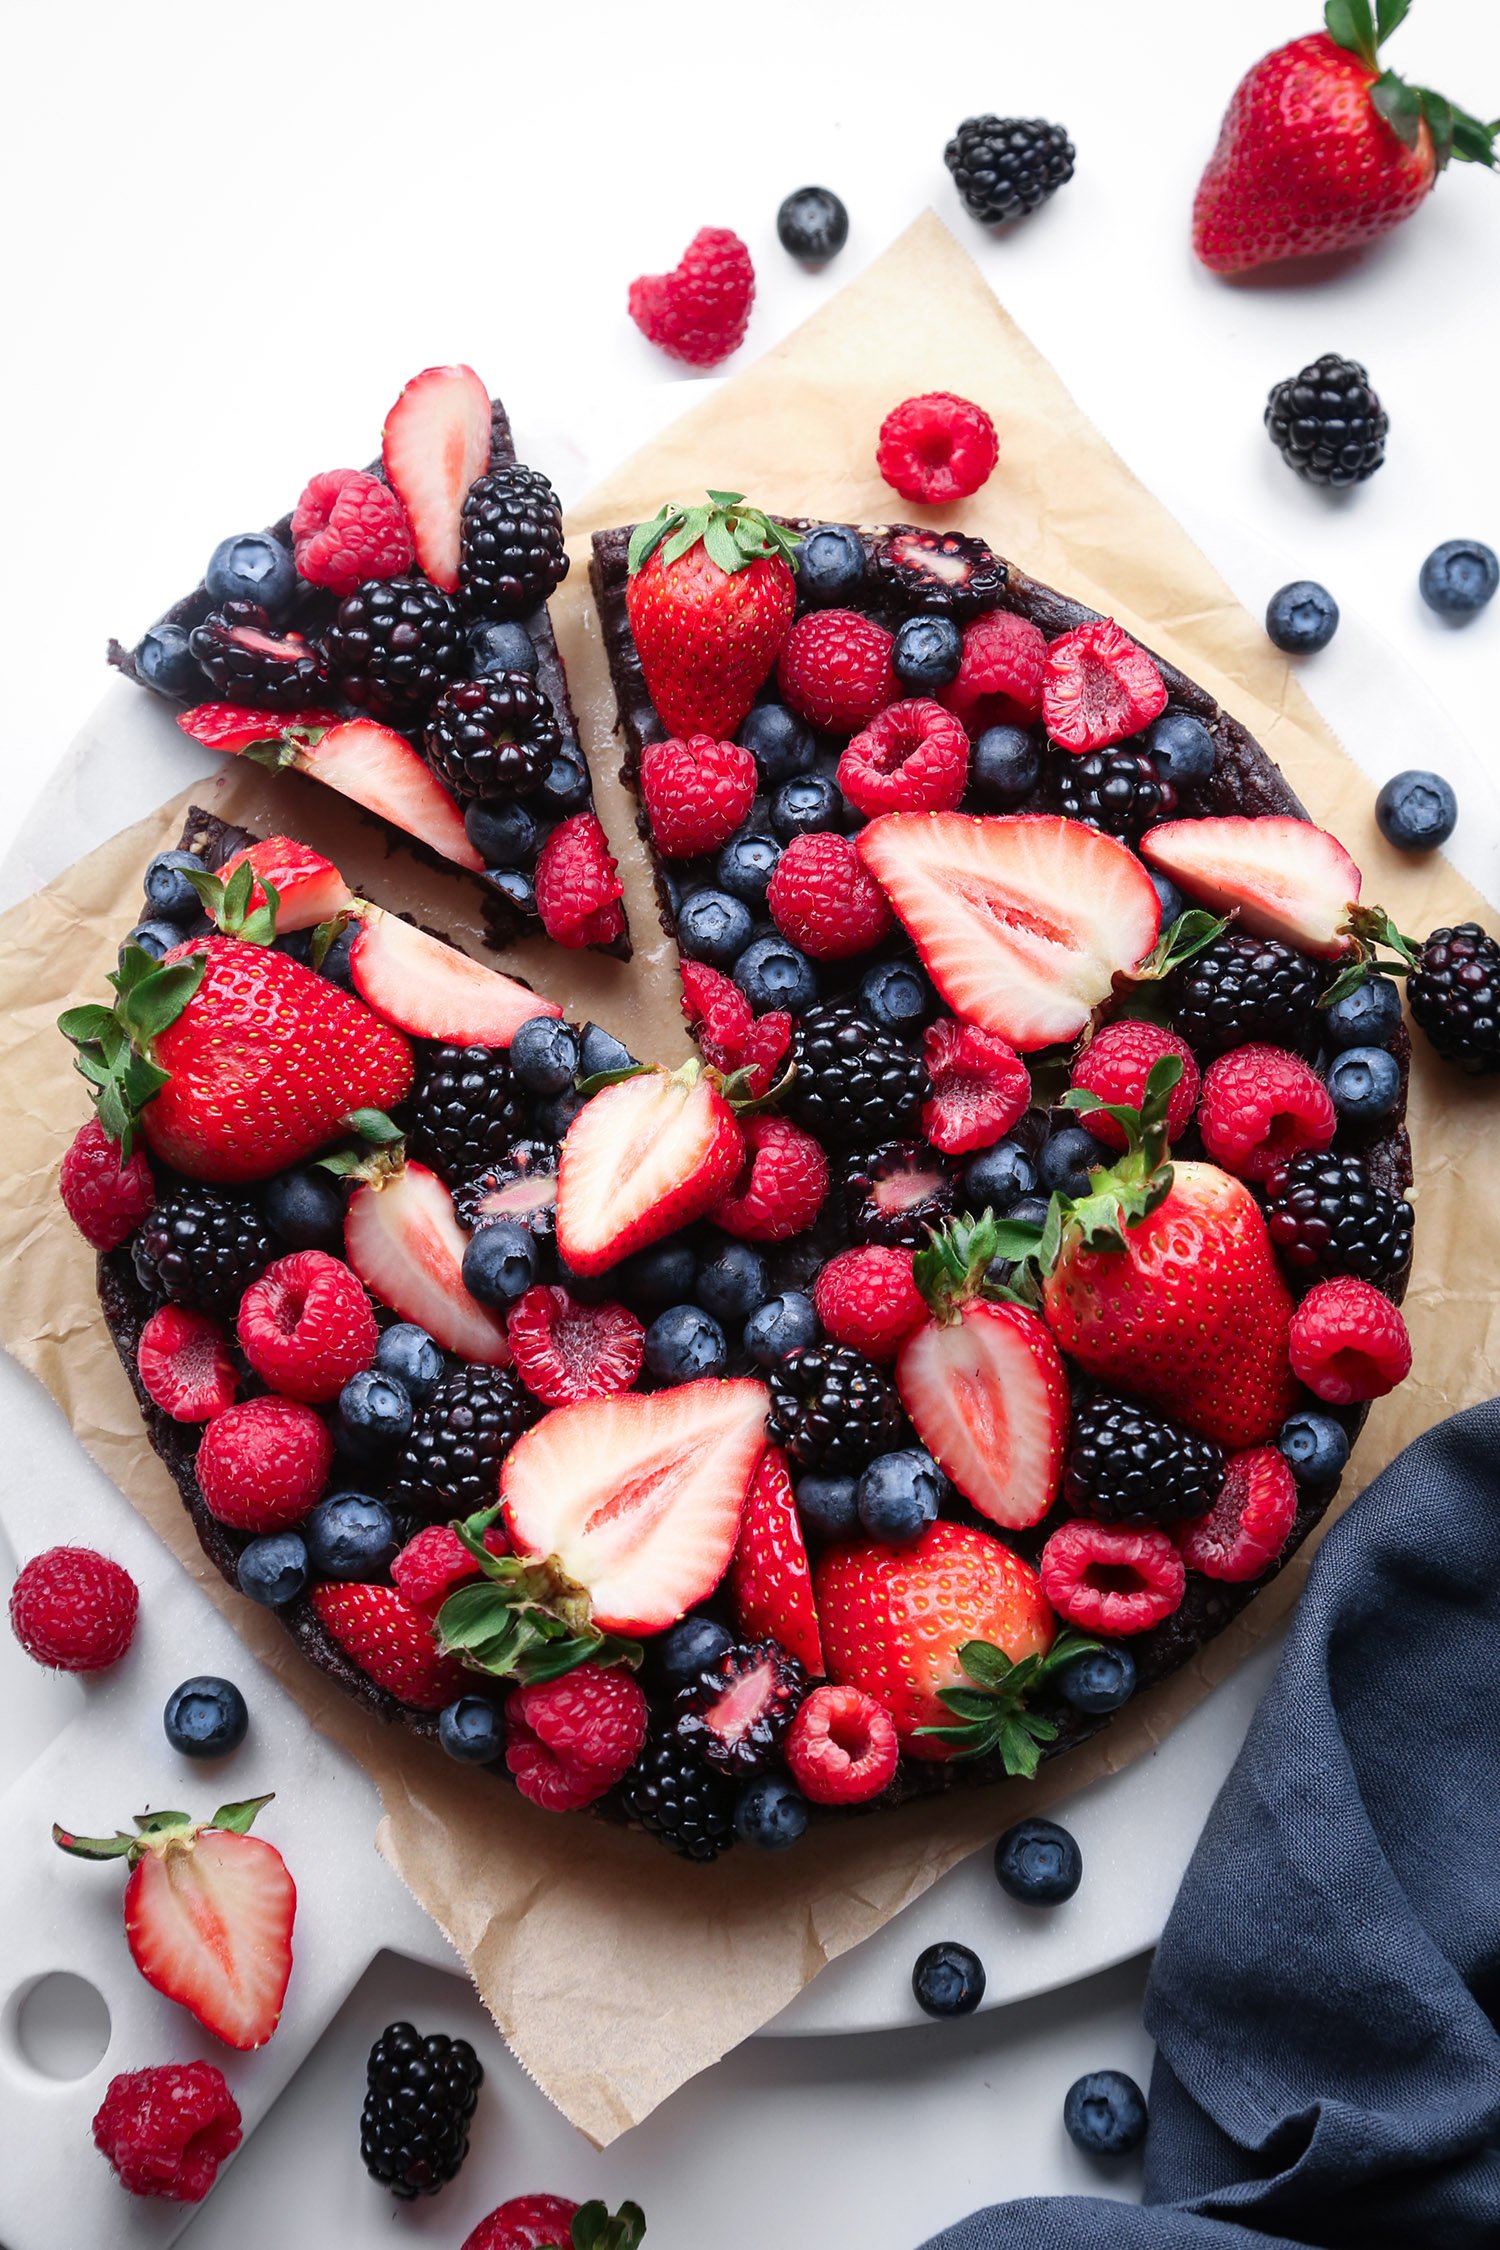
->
xmin=7 ymin=1970 xmax=111 ymax=2080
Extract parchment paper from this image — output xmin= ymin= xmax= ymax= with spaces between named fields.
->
xmin=0 ymin=213 xmax=1496 ymax=2147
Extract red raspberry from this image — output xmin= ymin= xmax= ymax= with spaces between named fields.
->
xmin=462 ymin=2195 xmax=581 ymax=2250
xmin=1197 ymin=1044 xmax=1336 ymax=1183
xmin=1039 ymin=1520 xmax=1186 ymax=1635
xmin=786 ymin=1682 xmax=900 ymax=1805
xmin=195 ymin=1394 xmax=333 ymax=1531
xmin=627 ymin=226 xmax=755 ymax=368
xmin=813 ymin=1246 xmax=926 ymax=1362
xmin=9 ymin=1545 xmax=138 ymax=1672
xmin=837 ymin=698 xmax=971 ymax=815
xmin=391 ymin=1521 xmax=510 ymax=1619
xmin=92 ymin=2062 xmax=242 ymax=2202
xmin=678 ymin=961 xmax=792 ymax=1095
xmin=1042 ymin=619 xmax=1168 ymax=752
xmin=1176 ymin=1447 xmax=1297 ymax=1582
xmin=639 ymin=733 xmax=757 ymax=857
xmin=1071 ymin=1022 xmax=1200 ymax=1150
xmin=534 ymin=812 xmax=626 ymax=949
xmin=235 ymin=1250 xmax=378 ymax=1403
xmin=58 ymin=1116 xmax=155 ymax=1251
xmin=1289 ymin=1276 xmax=1413 ymax=1404
xmin=876 ymin=392 xmax=999 ymax=505
xmin=505 ymin=1663 xmax=649 ymax=1812
xmin=766 ymin=831 xmax=894 ymax=960
xmin=507 ymin=1285 xmax=645 ymax=1405
xmin=711 ymin=1114 xmax=829 ymax=1241
xmin=921 ymin=1019 xmax=1030 ymax=1155
xmin=941 ymin=609 xmax=1047 ymax=731
xmin=291 ymin=468 xmax=413 ymax=596
xmin=777 ymin=608 xmax=897 ymax=733
xmin=137 ymin=1304 xmax=239 ymax=1423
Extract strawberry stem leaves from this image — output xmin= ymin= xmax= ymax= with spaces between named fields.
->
xmin=184 ymin=859 xmax=281 ymax=947
xmin=1327 ymin=0 xmax=1497 ymax=170
xmin=53 ymin=1794 xmax=274 ymax=1865
xmin=561 ymin=2203 xmax=648 ymax=2250
xmin=628 ymin=494 xmax=801 ymax=578
xmin=433 ymin=1507 xmax=644 ymax=1686
xmin=914 ymin=1631 xmax=1103 ymax=1777
xmin=59 ymin=946 xmax=207 ymax=1154
xmin=1319 ymin=904 xmax=1422 ymax=1008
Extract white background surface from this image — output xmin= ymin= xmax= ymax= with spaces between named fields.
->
xmin=2 ymin=2 xmax=1499 ymax=2244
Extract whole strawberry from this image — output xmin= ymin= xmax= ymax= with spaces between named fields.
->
xmin=625 ymin=494 xmax=798 ymax=739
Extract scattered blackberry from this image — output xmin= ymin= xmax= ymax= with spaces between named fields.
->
xmin=1406 ymin=924 xmax=1500 ymax=1075
xmin=359 ymin=2021 xmax=482 ymax=2200
xmin=1264 ymin=1152 xmax=1415 ymax=1284
xmin=873 ymin=528 xmax=1006 ymax=619
xmin=407 ymin=1045 xmax=525 ymax=1178
xmin=323 ymin=577 xmax=464 ymax=721
xmin=1052 ymin=747 xmax=1176 ymax=842
xmin=672 ymin=1640 xmax=808 ymax=1777
xmin=618 ymin=1731 xmax=738 ymax=1861
xmin=187 ymin=602 xmax=328 ymax=709
xmin=790 ymin=1002 xmax=924 ymax=1150
xmin=423 ymin=674 xmax=561 ymax=804
xmin=131 ymin=1185 xmax=275 ymax=1319
xmin=1172 ymin=933 xmax=1321 ymax=1059
xmin=846 ymin=1141 xmax=959 ymax=1247
xmin=944 ymin=114 xmax=1075 ymax=225
xmin=458 ymin=465 xmax=570 ymax=619
xmin=386 ymin=1364 xmax=537 ymax=1520
xmin=1265 ymin=354 xmax=1387 ymax=489
xmin=767 ymin=1343 xmax=906 ymax=1472
xmin=453 ymin=1140 xmax=559 ymax=1244
xmin=1064 ymin=1395 xmax=1226 ymax=1527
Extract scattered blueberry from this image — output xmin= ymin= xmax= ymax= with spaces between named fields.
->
xmin=121 ymin=919 xmax=184 ymax=965
xmin=462 ymin=1219 xmax=537 ymax=1307
xmin=695 ymin=1239 xmax=769 ymax=1322
xmin=134 ymin=621 xmax=205 ymax=699
xmin=739 ymin=701 xmax=817 ymax=784
xmin=438 ymin=1696 xmax=506 ymax=1765
xmin=1063 ymin=2070 xmax=1148 ymax=2158
xmin=860 ymin=958 xmax=934 ymax=1038
xmin=1419 ymin=538 xmax=1498 ymax=620
xmin=795 ymin=1473 xmax=860 ymax=1542
xmin=1146 ymin=711 xmax=1216 ymax=784
xmin=263 ymin=1166 xmax=345 ymax=1250
xmin=578 ymin=1022 xmax=636 ymax=1077
xmin=776 ymin=185 xmax=850 ymax=262
xmin=465 ymin=797 xmax=538 ymax=868
xmin=962 ymin=1139 xmax=1037 ymax=1214
xmin=856 ymin=1449 xmax=947 ymax=1545
xmin=534 ymin=1087 xmax=587 ymax=1140
xmin=812 ymin=754 xmax=866 ymax=836
xmin=657 ymin=1614 xmax=735 ymax=1685
xmin=994 ymin=1816 xmax=1083 ymax=1905
xmin=734 ymin=1774 xmax=810 ymax=1851
xmin=1265 ymin=581 xmax=1339 ymax=654
xmin=510 ymin=1014 xmax=581 ymax=1095
xmin=716 ymin=829 xmax=782 ymax=908
xmin=236 ymin=1532 xmax=309 ymax=1608
xmin=1008 ymin=1194 xmax=1050 ymax=1230
xmin=537 ymin=749 xmax=593 ymax=815
xmin=676 ymin=888 xmax=754 ymax=969
xmin=1278 ymin=1409 xmax=1350 ymax=1486
xmin=317 ymin=923 xmax=358 ymax=990
xmin=469 ymin=618 xmax=539 ymax=675
xmin=1039 ymin=1126 xmax=1102 ymax=1199
xmin=1147 ymin=868 xmax=1186 ymax=928
xmin=618 ymin=1238 xmax=700 ymax=1311
xmin=1057 ymin=1643 xmax=1137 ymax=1716
xmin=971 ymin=725 xmax=1041 ymax=807
xmin=374 ymin=1322 xmax=444 ymax=1406
xmin=205 ymin=531 xmax=296 ymax=617
xmin=336 ymin=1371 xmax=414 ymax=1461
xmin=143 ymin=850 xmax=208 ymax=925
xmin=645 ymin=1303 xmax=727 ymax=1382
xmin=893 ymin=614 xmax=963 ymax=691
xmin=1326 ymin=1044 xmax=1401 ymax=1122
xmin=770 ymin=772 xmax=845 ymax=842
xmin=734 ymin=934 xmax=818 ymax=1014
xmin=163 ymin=1676 xmax=249 ymax=1760
xmin=1375 ymin=769 xmax=1457 ymax=851
xmin=304 ymin=1491 xmax=397 ymax=1579
xmin=1322 ymin=974 xmax=1402 ymax=1050
xmin=743 ymin=1290 xmax=819 ymax=1366
xmin=795 ymin=524 xmax=866 ymax=608
xmin=487 ymin=867 xmax=538 ymax=919
xmin=912 ymin=1941 xmax=986 ymax=2019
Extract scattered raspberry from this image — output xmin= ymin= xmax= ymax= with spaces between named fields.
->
xmin=813 ymin=1246 xmax=926 ymax=1362
xmin=507 ymin=1285 xmax=645 ymax=1406
xmin=1071 ymin=1022 xmax=1200 ymax=1150
xmin=177 ymin=702 xmax=341 ymax=754
xmin=639 ymin=733 xmax=758 ymax=858
xmin=291 ymin=468 xmax=413 ymax=596
xmin=534 ymin=812 xmax=626 ymax=949
xmin=462 ymin=2194 xmax=581 ymax=2250
xmin=921 ymin=1019 xmax=1030 ymax=1154
xmin=1197 ymin=1044 xmax=1336 ymax=1183
xmin=9 ymin=1545 xmax=138 ymax=1672
xmin=309 ymin=1581 xmax=465 ymax=1708
xmin=777 ymin=608 xmax=897 ymax=733
xmin=391 ymin=1521 xmax=510 ymax=1619
xmin=505 ymin=1663 xmax=649 ymax=1811
xmin=235 ymin=1250 xmax=378 ymax=1404
xmin=627 ymin=226 xmax=755 ymax=368
xmin=837 ymin=698 xmax=971 ymax=815
xmin=1176 ymin=1448 xmax=1297 ymax=1582
xmin=766 ymin=831 xmax=894 ymax=960
xmin=59 ymin=1116 xmax=155 ymax=1251
xmin=195 ymin=1394 xmax=333 ymax=1531
xmin=711 ymin=1114 xmax=829 ymax=1241
xmin=1042 ymin=619 xmax=1168 ymax=752
xmin=1288 ymin=1276 xmax=1413 ymax=1404
xmin=678 ymin=961 xmax=792 ymax=1094
xmin=786 ymin=1683 xmax=900 ymax=1805
xmin=1039 ymin=1519 xmax=1186 ymax=1635
xmin=876 ymin=392 xmax=999 ymax=505
xmin=941 ymin=608 xmax=1047 ymax=731
xmin=92 ymin=2062 xmax=242 ymax=2203
xmin=137 ymin=1304 xmax=238 ymax=1423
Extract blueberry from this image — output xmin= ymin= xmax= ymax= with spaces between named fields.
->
xmin=859 ymin=958 xmax=934 ymax=1038
xmin=537 ymin=749 xmax=593 ymax=815
xmin=856 ymin=1449 xmax=946 ymax=1545
xmin=1323 ymin=974 xmax=1402 ymax=1050
xmin=1265 ymin=580 xmax=1339 ymax=654
xmin=375 ymin=1322 xmax=444 ymax=1405
xmin=734 ymin=934 xmax=818 ymax=1014
xmin=236 ymin=1532 xmax=309 ymax=1608
xmin=1146 ymin=711 xmax=1216 ymax=784
xmin=961 ymin=1139 xmax=1037 ymax=1214
xmin=510 ymin=1014 xmax=581 ymax=1095
xmin=205 ymin=531 xmax=296 ymax=617
xmin=795 ymin=1472 xmax=860 ymax=1542
xmin=135 ymin=621 xmax=205 ymax=699
xmin=912 ymin=1941 xmax=986 ymax=2019
xmin=1278 ymin=1409 xmax=1350 ymax=1486
xmin=335 ymin=1371 xmax=413 ymax=1461
xmin=971 ymin=725 xmax=1041 ymax=807
xmin=1326 ymin=1043 xmax=1401 ymax=1122
xmin=676 ymin=888 xmax=754 ymax=969
xmin=776 ymin=185 xmax=850 ymax=262
xmin=1063 ymin=2070 xmax=1148 ymax=2158
xmin=487 ymin=868 xmax=538 ymax=921
xmin=578 ymin=1022 xmax=636 ymax=1077
xmin=893 ymin=614 xmax=963 ymax=691
xmin=163 ymin=1676 xmax=249 ymax=1760
xmin=462 ymin=1219 xmax=538 ymax=1307
xmin=465 ymin=797 xmax=538 ymax=868
xmin=743 ymin=1290 xmax=819 ymax=1366
xmin=1147 ymin=868 xmax=1186 ymax=928
xmin=994 ymin=1816 xmax=1083 ymax=1905
xmin=617 ymin=1238 xmax=700 ymax=1311
xmin=143 ymin=849 xmax=208 ymax=925
xmin=1419 ymin=538 xmax=1498 ymax=619
xmin=469 ymin=618 xmax=539 ymax=675
xmin=318 ymin=922 xmax=357 ymax=990
xmin=658 ymin=1614 xmax=735 ymax=1685
xmin=770 ymin=772 xmax=844 ymax=842
xmin=1039 ymin=1125 xmax=1102 ymax=1199
xmin=695 ymin=1239 xmax=769 ymax=1321
xmin=734 ymin=1774 xmax=810 ymax=1851
xmin=1008 ymin=1195 xmax=1051 ymax=1230
xmin=716 ymin=830 xmax=782 ymax=908
xmin=121 ymin=919 xmax=184 ymax=965
xmin=534 ymin=1087 xmax=587 ymax=1140
xmin=645 ymin=1303 xmax=727 ymax=1381
xmin=303 ymin=1490 xmax=397 ymax=1580
xmin=1056 ymin=1643 xmax=1137 ymax=1716
xmin=1375 ymin=769 xmax=1457 ymax=851
xmin=263 ymin=1166 xmax=345 ymax=1250
xmin=738 ymin=702 xmax=817 ymax=784
xmin=795 ymin=524 xmax=866 ymax=608
xmin=438 ymin=1696 xmax=506 ymax=1764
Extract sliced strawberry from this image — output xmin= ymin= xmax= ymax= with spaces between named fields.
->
xmin=556 ymin=1065 xmax=744 ymax=1275
xmin=857 ymin=812 xmax=1161 ymax=1050
xmin=178 ymin=703 xmax=340 ymax=754
xmin=896 ymin=1300 xmax=1069 ymax=1530
xmin=921 ymin=1019 xmax=1030 ymax=1154
xmin=500 ymin=1379 xmax=769 ymax=1635
xmin=728 ymin=1444 xmax=824 ymax=1677
xmin=344 ymin=1159 xmax=511 ymax=1364
xmin=217 ymin=837 xmax=353 ymax=932
xmin=1140 ymin=816 xmax=1362 ymax=959
xmin=309 ymin=1581 xmax=466 ymax=1708
xmin=297 ymin=720 xmax=484 ymax=872
xmin=348 ymin=907 xmax=561 ymax=1045
xmin=381 ymin=365 xmax=492 ymax=593
xmin=136 ymin=1305 xmax=238 ymax=1423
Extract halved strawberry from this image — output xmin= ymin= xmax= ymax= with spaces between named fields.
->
xmin=348 ymin=906 xmax=562 ymax=1046
xmin=299 ymin=720 xmax=484 ymax=872
xmin=857 ymin=812 xmax=1161 ymax=1050
xmin=500 ymin=1379 xmax=769 ymax=1635
xmin=178 ymin=703 xmax=340 ymax=754
xmin=309 ymin=1581 xmax=466 ymax=1708
xmin=728 ymin=1444 xmax=825 ymax=1676
xmin=1140 ymin=816 xmax=1361 ymax=959
xmin=136 ymin=1304 xmax=238 ymax=1423
xmin=898 ymin=1299 xmax=1069 ymax=1530
xmin=556 ymin=1064 xmax=744 ymax=1275
xmin=217 ymin=836 xmax=353 ymax=932
xmin=344 ymin=1158 xmax=511 ymax=1364
xmin=381 ymin=365 xmax=492 ymax=593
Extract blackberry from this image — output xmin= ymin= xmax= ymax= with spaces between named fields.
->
xmin=790 ymin=1002 xmax=924 ymax=1150
xmin=847 ymin=1141 xmax=959 ymax=1247
xmin=944 ymin=114 xmax=1075 ymax=225
xmin=1052 ymin=747 xmax=1176 ymax=841
xmin=672 ymin=1640 xmax=808 ymax=1776
xmin=1172 ymin=933 xmax=1321 ymax=1059
xmin=1265 ymin=354 xmax=1387 ymax=488
xmin=618 ymin=1732 xmax=738 ymax=1861
xmin=453 ymin=1140 xmax=559 ymax=1243
xmin=458 ymin=465 xmax=570 ymax=619
xmin=874 ymin=528 xmax=1005 ymax=620
xmin=359 ymin=2021 xmax=482 ymax=2200
xmin=1064 ymin=1395 xmax=1226 ymax=1527
xmin=1264 ymin=1152 xmax=1415 ymax=1284
xmin=1406 ymin=924 xmax=1500 ymax=1075
xmin=131 ymin=1185 xmax=275 ymax=1319
xmin=386 ymin=1363 xmax=537 ymax=1520
xmin=408 ymin=1045 xmax=525 ymax=1179
xmin=188 ymin=602 xmax=328 ymax=710
xmin=323 ymin=577 xmax=464 ymax=721
xmin=767 ymin=1343 xmax=905 ymax=1472
xmin=424 ymin=674 xmax=561 ymax=804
